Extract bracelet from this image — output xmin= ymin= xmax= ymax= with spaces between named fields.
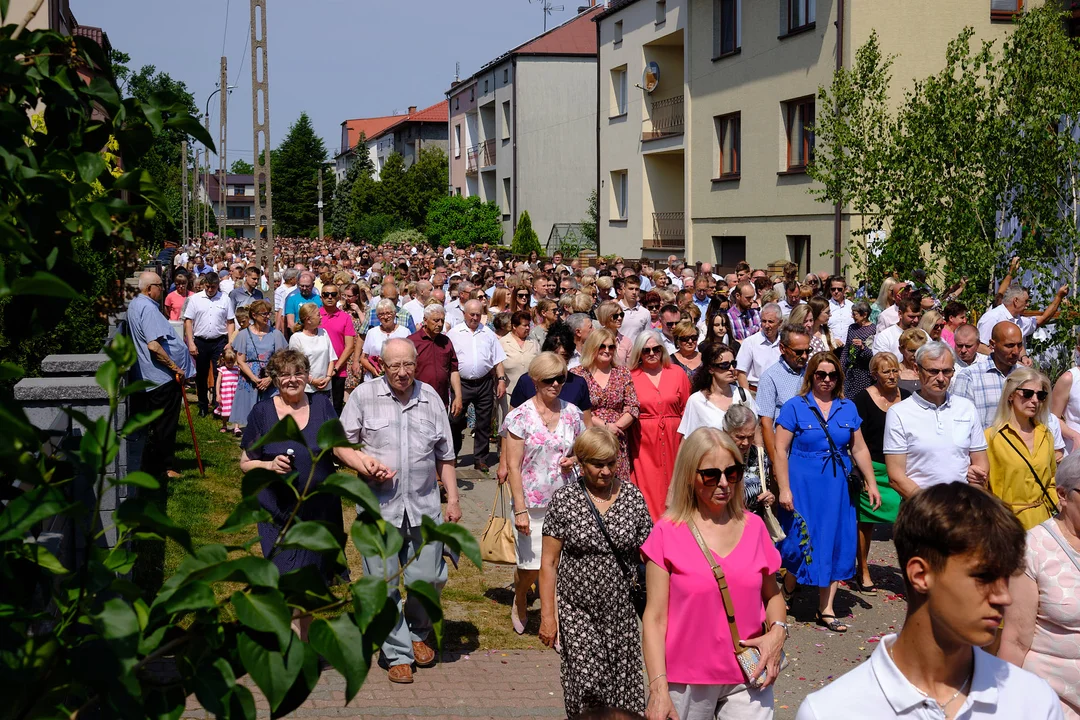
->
xmin=514 ymin=509 xmax=528 ymax=516
xmin=648 ymin=672 xmax=666 ymax=686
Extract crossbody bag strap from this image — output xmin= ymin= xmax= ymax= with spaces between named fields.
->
xmin=997 ymin=430 xmax=1059 ymax=515
xmin=687 ymin=519 xmax=743 ymax=652
xmin=579 ymin=481 xmax=632 ymax=580
xmin=804 ymin=399 xmax=846 ymax=455
xmin=1044 ymin=521 xmax=1080 ymax=576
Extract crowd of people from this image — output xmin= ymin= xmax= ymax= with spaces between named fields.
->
xmin=125 ymin=236 xmax=1080 ymax=719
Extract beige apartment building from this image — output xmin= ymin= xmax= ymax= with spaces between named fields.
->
xmin=597 ymin=0 xmax=1031 ymax=272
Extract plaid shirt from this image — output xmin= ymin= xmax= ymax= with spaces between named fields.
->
xmin=950 ymin=357 xmax=1009 ymax=429
xmin=363 ymin=306 xmax=416 ymax=336
xmin=756 ymin=357 xmax=805 ymax=420
xmin=728 ymin=306 xmax=762 ymax=341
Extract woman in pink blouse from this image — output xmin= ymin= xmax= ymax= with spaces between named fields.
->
xmin=642 ymin=427 xmax=788 ymax=720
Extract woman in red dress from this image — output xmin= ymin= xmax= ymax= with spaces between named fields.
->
xmin=629 ymin=329 xmax=692 ymax=520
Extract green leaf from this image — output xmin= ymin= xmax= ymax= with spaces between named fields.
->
xmin=232 ymin=590 xmax=293 ymax=651
xmin=315 ymin=418 xmax=355 ymax=450
xmin=91 ymin=597 xmax=140 ymax=657
xmin=278 ymin=565 xmax=335 ymax=610
xmin=280 ymin=520 xmax=342 ymax=554
xmin=317 ymin=472 xmax=382 ymax=517
xmin=114 ymin=497 xmax=193 ymax=552
xmin=350 ymin=576 xmax=388 ymax=633
xmin=109 ymin=471 xmax=160 ymax=490
xmin=0 ymin=362 xmax=24 ymax=381
xmin=247 ymin=414 xmax=304 ymax=453
xmin=95 ymin=360 xmax=119 ymax=398
xmin=406 ymin=580 xmax=444 ymax=649
xmin=0 ymin=485 xmax=75 ymax=542
xmin=193 ymin=656 xmax=237 ymax=717
xmin=350 ymin=518 xmax=403 ymax=561
xmin=74 ymin=152 xmax=106 ymax=183
xmin=240 ymin=467 xmax=286 ymax=500
xmin=420 ymin=516 xmax=482 ymax=569
xmin=161 ymin=581 xmax=217 ymax=615
xmin=119 ymin=408 xmax=162 ymax=437
xmin=217 ymin=496 xmax=272 ymax=533
xmin=95 ymin=545 xmax=136 ymax=575
xmin=308 ymin=615 xmax=368 ymax=703
xmin=120 ymin=379 xmax=157 ymax=398
xmin=269 ymin=638 xmax=320 ymax=719
xmin=18 ymin=541 xmax=68 ymax=575
xmin=202 ymin=556 xmax=280 ymax=588
xmin=237 ymin=633 xmax=298 ymax=712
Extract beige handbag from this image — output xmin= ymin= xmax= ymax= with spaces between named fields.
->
xmin=757 ymin=447 xmax=786 ymax=543
xmin=480 ymin=483 xmax=517 ymax=565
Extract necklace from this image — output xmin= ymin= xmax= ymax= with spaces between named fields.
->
xmin=586 ymin=481 xmax=619 ymax=505
xmin=888 ymin=645 xmax=972 ymax=716
xmin=533 ymin=397 xmax=558 ymax=426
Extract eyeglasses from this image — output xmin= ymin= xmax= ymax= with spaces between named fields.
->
xmin=277 ymin=373 xmax=307 ymax=382
xmin=711 ymin=360 xmax=737 ymax=371
xmin=646 ymin=304 xmax=660 ymax=311
xmin=918 ymin=366 xmax=955 ymax=377
xmin=664 ymin=321 xmax=678 ymax=328
xmin=322 ymin=291 xmax=338 ymax=298
xmin=147 ymin=282 xmax=163 ymax=288
xmin=678 ymin=336 xmax=697 ymax=344
xmin=253 ymin=311 xmax=271 ymax=318
xmin=783 ymin=345 xmax=811 ymax=357
xmin=517 ymin=293 xmax=530 ymax=298
xmin=696 ymin=464 xmax=745 ymax=487
xmin=611 ymin=312 xmax=624 ymax=319
xmin=1016 ymin=388 xmax=1049 ymax=402
xmin=642 ymin=346 xmax=662 ymax=356
xmin=598 ymin=343 xmax=616 ymax=352
xmin=876 ymin=368 xmax=900 ymax=377
xmin=933 ymin=323 xmax=946 ymax=330
xmin=814 ymin=370 xmax=840 ymax=382
xmin=540 ymin=374 xmax=567 ymax=386
xmin=830 ymin=286 xmax=845 ymax=293
xmin=385 ymin=361 xmax=417 ymax=372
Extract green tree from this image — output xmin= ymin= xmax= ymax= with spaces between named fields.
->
xmin=230 ymin=158 xmax=254 ymax=174
xmin=511 ymin=210 xmax=542 ymax=256
xmin=406 ymin=147 xmax=449 ymax=229
xmin=580 ymin=189 xmax=598 ymax=250
xmin=272 ymin=112 xmax=328 ymax=237
xmin=332 ymin=133 xmax=373 ymax=238
xmin=375 ymin=152 xmax=409 ymax=220
xmin=425 ymin=195 xmax=504 ymax=248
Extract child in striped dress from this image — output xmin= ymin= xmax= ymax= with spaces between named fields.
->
xmin=215 ymin=348 xmax=242 ymax=436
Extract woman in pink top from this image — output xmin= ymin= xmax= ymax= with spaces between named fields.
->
xmin=164 ymin=271 xmax=190 ymax=321
xmin=642 ymin=427 xmax=788 ymax=720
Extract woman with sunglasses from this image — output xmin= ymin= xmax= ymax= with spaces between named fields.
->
xmin=342 ymin=283 xmax=369 ymax=394
xmin=628 ymin=330 xmax=692 ymax=520
xmin=510 ymin=287 xmax=532 ymax=315
xmin=985 ymin=367 xmax=1059 ymax=531
xmin=773 ymin=352 xmax=879 ymax=633
xmin=898 ymin=327 xmax=929 ymax=394
xmin=595 ymin=301 xmax=633 ymax=366
xmin=230 ymin=298 xmax=288 ymax=428
xmin=529 ymin=299 xmax=558 ymax=347
xmin=504 ymin=352 xmax=587 ymax=634
xmin=642 ymin=290 xmax=663 ymax=330
xmin=642 ymin=427 xmax=787 ymax=720
xmin=573 ymin=329 xmax=639 ymax=481
xmin=678 ymin=342 xmax=759 ymax=440
xmin=918 ymin=309 xmax=945 ymax=342
xmin=670 ymin=319 xmax=704 ymax=379
xmin=288 ymin=304 xmax=337 ymax=397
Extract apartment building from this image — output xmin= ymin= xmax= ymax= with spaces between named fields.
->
xmin=597 ymin=0 xmax=1029 ymax=271
xmin=368 ymin=101 xmax=449 ymax=176
xmin=334 ymin=114 xmax=408 ymax=182
xmin=447 ymin=4 xmax=602 ymax=247
xmin=197 ymin=174 xmax=258 ymax=240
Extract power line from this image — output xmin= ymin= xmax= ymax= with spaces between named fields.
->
xmin=221 ymin=0 xmax=231 ymax=58
xmin=233 ymin=19 xmax=250 ymax=87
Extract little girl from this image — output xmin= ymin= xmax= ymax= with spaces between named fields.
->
xmin=215 ymin=348 xmax=242 ymax=436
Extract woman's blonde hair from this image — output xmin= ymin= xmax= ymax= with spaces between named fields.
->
xmin=595 ymin=300 xmax=622 ymax=328
xmin=798 ymin=352 xmax=845 ymax=399
xmin=919 ymin=310 xmax=943 ymax=337
xmin=788 ymin=304 xmax=812 ymax=330
xmin=597 ymin=276 xmax=613 ymax=293
xmin=870 ymin=351 xmax=900 ymax=379
xmin=990 ymin=367 xmax=1051 ymax=432
xmin=580 ymin=327 xmax=616 ymax=370
xmin=665 ymin=427 xmax=745 ymax=523
xmin=899 ymin=327 xmax=930 ymax=354
xmin=877 ymin=277 xmax=898 ymax=310
xmin=291 ymin=302 xmax=321 ymax=333
xmin=528 ymin=351 xmax=568 ymax=384
xmin=574 ymin=426 xmax=620 ymax=467
xmin=572 ymin=292 xmax=593 ymax=314
xmin=672 ymin=320 xmax=698 ymax=349
xmin=490 ymin=287 xmax=509 ymax=310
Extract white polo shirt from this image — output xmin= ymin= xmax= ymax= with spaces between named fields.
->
xmin=883 ymin=392 xmax=987 ymax=490
xmin=795 ymin=634 xmax=1063 ymax=720
xmin=618 ymin=300 xmax=651 ymax=343
xmin=828 ymin=298 xmax=855 ymax=342
xmin=872 ymin=324 xmax=904 ymax=363
xmin=976 ymin=302 xmax=1038 ymax=344
xmin=181 ymin=289 xmax=229 ymax=339
xmin=735 ymin=330 xmax=781 ymax=385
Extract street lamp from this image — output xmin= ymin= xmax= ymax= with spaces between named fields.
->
xmin=204 ymin=84 xmax=237 ymax=238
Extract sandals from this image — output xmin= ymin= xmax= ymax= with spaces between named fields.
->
xmin=817 ymin=612 xmax=849 ymax=633
xmin=218 ymin=427 xmax=229 ymax=434
xmin=855 ymin=579 xmax=877 ymax=595
xmin=781 ymin=576 xmax=799 ymax=605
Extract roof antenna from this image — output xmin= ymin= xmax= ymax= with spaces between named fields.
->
xmin=528 ymin=0 xmax=564 ymax=32
xmin=455 ymin=61 xmax=460 ymax=82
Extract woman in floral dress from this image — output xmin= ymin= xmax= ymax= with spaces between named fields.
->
xmin=504 ymin=352 xmax=587 ymax=634
xmin=572 ymin=329 xmax=639 ymax=479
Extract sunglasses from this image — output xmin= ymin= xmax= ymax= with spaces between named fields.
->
xmin=322 ymin=291 xmax=338 ymax=298
xmin=678 ymin=336 xmax=697 ymax=344
xmin=919 ymin=366 xmax=955 ymax=377
xmin=711 ymin=360 xmax=737 ymax=371
xmin=540 ymin=374 xmax=567 ymax=386
xmin=783 ymin=346 xmax=811 ymax=357
xmin=665 ymin=321 xmax=678 ymax=328
xmin=598 ymin=343 xmax=617 ymax=352
xmin=1016 ymin=388 xmax=1049 ymax=401
xmin=814 ymin=370 xmax=840 ymax=382
xmin=611 ymin=312 xmax=624 ymax=319
xmin=642 ymin=346 xmax=662 ymax=355
xmin=517 ymin=293 xmax=530 ymax=298
xmin=646 ymin=304 xmax=660 ymax=310
xmin=697 ymin=464 xmax=745 ymax=487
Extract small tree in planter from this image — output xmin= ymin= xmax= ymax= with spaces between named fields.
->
xmin=511 ymin=210 xmax=542 ymax=257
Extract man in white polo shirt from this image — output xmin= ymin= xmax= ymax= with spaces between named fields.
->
xmin=182 ymin=270 xmax=230 ymax=417
xmin=883 ymin=341 xmax=988 ymax=499
xmin=735 ymin=303 xmax=782 ymax=392
xmin=975 ymin=283 xmax=1068 ymax=355
xmin=617 ymin=275 xmax=650 ymax=343
xmin=796 ymin=483 xmax=1063 ymax=720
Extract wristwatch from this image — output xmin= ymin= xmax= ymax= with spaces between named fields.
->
xmin=496 ymin=375 xmax=508 ymax=383
xmin=770 ymin=621 xmax=790 ymax=638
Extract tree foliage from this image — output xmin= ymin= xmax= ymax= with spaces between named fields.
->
xmin=230 ymin=159 xmax=254 ymax=175
xmin=271 ymin=112 xmax=328 ymax=237
xmin=425 ymin=195 xmax=504 ymax=248
xmin=580 ymin=189 xmax=599 ymax=249
xmin=330 ymin=133 xmax=372 ymax=239
xmin=511 ymin=210 xmax=542 ymax=256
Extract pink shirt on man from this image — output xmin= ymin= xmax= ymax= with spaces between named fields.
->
xmin=641 ymin=514 xmax=780 ymax=685
xmin=319 ymin=306 xmax=356 ymax=377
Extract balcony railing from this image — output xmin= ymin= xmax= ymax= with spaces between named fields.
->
xmin=646 ymin=211 xmax=685 ymax=248
xmin=642 ymin=95 xmax=685 ymax=141
xmin=466 ymin=145 xmax=479 ymax=175
xmin=479 ymin=138 xmax=496 ymax=169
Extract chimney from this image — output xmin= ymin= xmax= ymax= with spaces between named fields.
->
xmin=408 ymin=105 xmax=417 ymax=114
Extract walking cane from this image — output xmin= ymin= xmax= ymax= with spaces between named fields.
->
xmin=178 ymin=377 xmax=205 ymax=477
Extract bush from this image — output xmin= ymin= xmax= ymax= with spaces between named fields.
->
xmin=511 ymin=210 xmax=542 ymax=257
xmin=381 ymin=228 xmax=427 ymax=247
xmin=425 ymin=195 xmax=503 ymax=248
xmin=352 ymin=213 xmax=405 ymax=244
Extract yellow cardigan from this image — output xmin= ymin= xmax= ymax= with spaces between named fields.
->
xmin=985 ymin=423 xmax=1058 ymax=531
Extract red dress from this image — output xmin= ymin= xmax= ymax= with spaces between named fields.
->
xmin=630 ymin=366 xmax=691 ymax=520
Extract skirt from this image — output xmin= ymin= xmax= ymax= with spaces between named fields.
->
xmin=515 ymin=507 xmax=547 ymax=570
xmin=858 ymin=460 xmax=901 ymax=524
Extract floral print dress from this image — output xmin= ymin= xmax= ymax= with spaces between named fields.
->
xmin=572 ymin=365 xmax=639 ymax=479
xmin=503 ymin=400 xmax=587 ymax=508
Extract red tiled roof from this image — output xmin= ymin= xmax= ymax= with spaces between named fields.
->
xmin=515 ymin=5 xmax=602 ymax=56
xmin=342 ymin=115 xmax=409 ymax=151
xmin=377 ymin=100 xmax=449 ymax=137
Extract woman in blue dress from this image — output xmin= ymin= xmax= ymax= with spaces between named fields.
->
xmin=772 ymin=352 xmax=879 ymax=633
xmin=231 ymin=299 xmax=287 ymax=428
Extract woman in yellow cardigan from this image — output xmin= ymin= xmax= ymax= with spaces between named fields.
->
xmin=986 ymin=367 xmax=1059 ymax=530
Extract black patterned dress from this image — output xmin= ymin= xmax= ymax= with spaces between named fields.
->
xmin=542 ymin=481 xmax=653 ymax=717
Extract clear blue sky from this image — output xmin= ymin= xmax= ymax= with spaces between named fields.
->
xmin=77 ymin=0 xmax=575 ymax=164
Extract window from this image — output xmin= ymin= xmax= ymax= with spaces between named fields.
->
xmin=786 ymin=0 xmax=815 ymax=34
xmin=470 ymin=88 xmax=475 ymax=101
xmin=990 ymin=0 xmax=1022 ymax=19
xmin=713 ymin=0 xmax=740 ymax=57
xmin=484 ymin=79 xmax=489 ymax=94
xmin=502 ymin=101 xmax=511 ymax=141
xmin=227 ymin=205 xmax=250 ymax=219
xmin=656 ymin=0 xmax=666 ymax=24
xmin=454 ymin=97 xmax=459 ymax=111
xmin=610 ymin=170 xmax=628 ymax=220
xmin=784 ymin=97 xmax=815 ymax=171
xmin=503 ymin=68 xmax=509 ymax=84
xmin=455 ymin=187 xmax=461 ymax=196
xmin=502 ymin=177 xmax=512 ymax=219
xmin=454 ymin=124 xmax=462 ymax=158
xmin=788 ymin=235 xmax=811 ymax=274
xmin=715 ymin=236 xmax=747 ymax=273
xmin=232 ymin=185 xmax=246 ymax=196
xmin=610 ymin=65 xmax=628 ymax=117
xmin=614 ymin=20 xmax=623 ymax=44
xmin=714 ymin=112 xmax=740 ymax=178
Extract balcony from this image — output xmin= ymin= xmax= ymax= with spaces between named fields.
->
xmin=478 ymin=139 xmax=496 ymax=170
xmin=645 ymin=211 xmax=685 ymax=248
xmin=466 ymin=145 xmax=479 ymax=175
xmin=642 ymin=95 xmax=684 ymax=141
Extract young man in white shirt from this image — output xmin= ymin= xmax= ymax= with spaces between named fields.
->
xmin=797 ymin=482 xmax=1063 ymax=720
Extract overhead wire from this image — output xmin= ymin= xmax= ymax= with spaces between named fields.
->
xmin=220 ymin=0 xmax=231 ymax=58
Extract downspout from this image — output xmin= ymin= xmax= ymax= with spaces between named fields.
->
xmin=832 ymin=0 xmax=845 ymax=276
xmin=596 ymin=16 xmax=602 ymax=258
xmin=512 ymin=60 xmax=518 ymax=236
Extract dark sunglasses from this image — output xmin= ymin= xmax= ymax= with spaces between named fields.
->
xmin=322 ymin=291 xmax=338 ymax=298
xmin=678 ymin=336 xmax=697 ymax=344
xmin=646 ymin=304 xmax=660 ymax=310
xmin=783 ymin=345 xmax=811 ymax=357
xmin=919 ymin=366 xmax=955 ymax=377
xmin=642 ymin=346 xmax=663 ymax=355
xmin=711 ymin=360 xmax=737 ymax=371
xmin=611 ymin=312 xmax=624 ymax=319
xmin=598 ymin=343 xmax=617 ymax=351
xmin=697 ymin=464 xmax=745 ymax=487
xmin=540 ymin=374 xmax=567 ymax=386
xmin=665 ymin=321 xmax=678 ymax=328
xmin=1016 ymin=388 xmax=1049 ymax=401
xmin=517 ymin=292 xmax=530 ymax=298
xmin=814 ymin=370 xmax=840 ymax=382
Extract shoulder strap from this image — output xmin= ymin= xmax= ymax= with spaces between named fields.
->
xmin=1043 ymin=521 xmax=1080 ymax=576
xmin=687 ymin=520 xmax=743 ymax=652
xmin=738 ymin=385 xmax=747 ymax=403
xmin=997 ymin=429 xmax=1059 ymax=515
xmin=579 ymin=481 xmax=633 ymax=580
xmin=804 ymin=398 xmax=846 ymax=454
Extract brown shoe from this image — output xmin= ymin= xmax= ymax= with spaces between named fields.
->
xmin=412 ymin=640 xmax=436 ymax=668
xmin=387 ymin=664 xmax=413 ymax=684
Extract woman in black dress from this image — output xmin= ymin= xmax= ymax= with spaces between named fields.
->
xmin=538 ymin=427 xmax=653 ymax=717
xmin=840 ymin=300 xmax=875 ymax=399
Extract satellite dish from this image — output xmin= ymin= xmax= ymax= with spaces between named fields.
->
xmin=642 ymin=62 xmax=660 ymax=93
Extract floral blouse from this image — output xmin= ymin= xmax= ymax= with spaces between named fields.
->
xmin=504 ymin=399 xmax=586 ymax=508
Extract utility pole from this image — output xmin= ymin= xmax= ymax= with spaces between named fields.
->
xmin=219 ymin=56 xmax=228 ymax=240
xmin=181 ymin=140 xmax=189 ymax=242
xmin=317 ymin=166 xmax=324 ymax=241
xmin=193 ymin=148 xmax=201 ymax=240
xmin=250 ymin=0 xmax=274 ymax=298
xmin=204 ymin=114 xmax=211 ymax=239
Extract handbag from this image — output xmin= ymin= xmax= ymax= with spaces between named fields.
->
xmin=755 ymin=447 xmax=786 ymax=543
xmin=687 ymin=519 xmax=788 ymax=689
xmin=804 ymin=400 xmax=864 ymax=500
xmin=580 ymin=480 xmax=647 ymax=618
xmin=479 ymin=483 xmax=517 ymax=565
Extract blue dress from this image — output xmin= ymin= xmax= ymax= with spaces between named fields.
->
xmin=774 ymin=395 xmax=861 ymax=587
xmin=230 ymin=328 xmax=287 ymax=426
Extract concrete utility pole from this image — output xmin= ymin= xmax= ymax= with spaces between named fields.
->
xmin=204 ymin=114 xmax=211 ymax=239
xmin=250 ymin=0 xmax=274 ymax=300
xmin=317 ymin=166 xmax=324 ymax=241
xmin=181 ymin=140 xmax=189 ymax=241
xmin=193 ymin=148 xmax=201 ymax=240
xmin=219 ymin=56 xmax=228 ymax=240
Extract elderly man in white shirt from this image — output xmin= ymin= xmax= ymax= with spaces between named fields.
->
xmin=403 ymin=280 xmax=433 ymax=329
xmin=796 ymin=482 xmax=1063 ymax=720
xmin=736 ymin=303 xmax=782 ymax=392
xmin=447 ymin=299 xmax=507 ymax=472
xmin=883 ymin=341 xmax=988 ymax=499
xmin=976 ymin=283 xmax=1068 ymax=354
xmin=182 ymin=270 xmax=230 ymax=417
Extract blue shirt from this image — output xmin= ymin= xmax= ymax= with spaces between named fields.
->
xmin=951 ymin=357 xmax=1010 ymax=429
xmin=756 ymin=357 xmax=805 ymax=420
xmin=510 ymin=373 xmax=592 ymax=413
xmin=127 ymin=294 xmax=195 ymax=389
xmin=283 ymin=290 xmax=322 ymax=320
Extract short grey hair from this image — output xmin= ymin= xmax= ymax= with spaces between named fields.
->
xmin=382 ymin=337 xmax=417 ymax=361
xmin=283 ymin=267 xmax=300 ymax=282
xmin=914 ymin=340 xmax=956 ymax=366
xmin=375 ymin=298 xmax=397 ymax=315
xmin=298 ymin=271 xmax=316 ymax=283
xmin=722 ymin=404 xmax=757 ymax=433
xmin=1057 ymin=453 xmax=1080 ymax=495
xmin=760 ymin=302 xmax=782 ymax=320
xmin=423 ymin=303 xmax=445 ymax=319
xmin=1003 ymin=285 xmax=1029 ymax=305
xmin=566 ymin=313 xmax=591 ymax=333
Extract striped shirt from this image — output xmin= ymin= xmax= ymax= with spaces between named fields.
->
xmin=755 ymin=358 xmax=805 ymax=420
xmin=216 ymin=366 xmax=240 ymax=416
xmin=728 ymin=306 xmax=762 ymax=341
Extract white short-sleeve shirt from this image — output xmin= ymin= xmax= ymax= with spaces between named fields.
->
xmin=677 ymin=389 xmax=758 ymax=438
xmin=883 ymin=392 xmax=987 ymax=490
xmin=288 ymin=329 xmax=338 ymax=393
xmin=977 ymin=302 xmax=1038 ymax=345
xmin=735 ymin=330 xmax=781 ymax=385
